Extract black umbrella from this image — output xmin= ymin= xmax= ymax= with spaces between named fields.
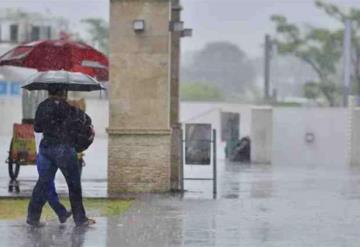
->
xmin=22 ymin=70 xmax=105 ymax=91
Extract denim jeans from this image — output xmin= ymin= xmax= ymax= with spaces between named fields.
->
xmin=27 ymin=143 xmax=87 ymax=224
xmin=36 ymin=153 xmax=67 ymax=219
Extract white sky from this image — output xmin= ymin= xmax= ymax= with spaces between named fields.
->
xmin=181 ymin=0 xmax=360 ymax=57
xmin=1 ymin=0 xmax=360 ymax=58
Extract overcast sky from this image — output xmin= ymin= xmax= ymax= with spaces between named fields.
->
xmin=1 ymin=0 xmax=360 ymax=58
xmin=181 ymin=0 xmax=360 ymax=57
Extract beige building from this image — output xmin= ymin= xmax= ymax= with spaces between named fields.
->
xmin=108 ymin=0 xmax=176 ymax=194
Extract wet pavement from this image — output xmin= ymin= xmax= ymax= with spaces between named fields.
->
xmin=3 ymin=161 xmax=360 ymax=246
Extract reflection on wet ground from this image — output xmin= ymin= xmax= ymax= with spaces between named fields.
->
xmin=2 ymin=218 xmax=107 ymax=247
xmin=112 ymin=162 xmax=360 ymax=246
xmin=4 ymin=161 xmax=360 ymax=246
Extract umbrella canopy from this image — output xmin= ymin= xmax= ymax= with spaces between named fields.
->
xmin=22 ymin=70 xmax=105 ymax=92
xmin=0 ymin=39 xmax=109 ymax=81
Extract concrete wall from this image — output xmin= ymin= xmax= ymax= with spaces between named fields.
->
xmin=349 ymin=96 xmax=360 ymax=166
xmin=349 ymin=108 xmax=360 ymax=166
xmin=272 ymin=108 xmax=347 ymax=167
xmin=0 ymin=97 xmax=22 ymax=136
xmin=181 ymin=102 xmax=252 ymax=160
xmin=251 ymin=107 xmax=272 ymax=164
xmin=181 ymin=105 xmax=348 ymax=167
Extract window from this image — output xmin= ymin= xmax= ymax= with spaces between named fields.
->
xmin=31 ymin=26 xmax=40 ymax=41
xmin=221 ymin=112 xmax=240 ymax=141
xmin=185 ymin=124 xmax=212 ymax=165
xmin=46 ymin=26 xmax=51 ymax=39
xmin=0 ymin=81 xmax=8 ymax=95
xmin=10 ymin=82 xmax=21 ymax=96
xmin=10 ymin=25 xmax=18 ymax=43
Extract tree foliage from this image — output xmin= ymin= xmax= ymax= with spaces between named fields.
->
xmin=180 ymin=83 xmax=224 ymax=102
xmin=182 ymin=42 xmax=256 ymax=100
xmin=315 ymin=0 xmax=360 ymax=97
xmin=81 ymin=18 xmax=109 ymax=55
xmin=271 ymin=1 xmax=360 ymax=106
xmin=271 ymin=13 xmax=342 ymax=106
xmin=303 ymin=81 xmax=322 ymax=100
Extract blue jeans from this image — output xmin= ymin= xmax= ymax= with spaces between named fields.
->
xmin=27 ymin=143 xmax=87 ymax=224
xmin=36 ymin=153 xmax=67 ymax=219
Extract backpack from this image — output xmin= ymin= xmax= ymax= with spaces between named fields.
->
xmin=66 ymin=107 xmax=94 ymax=153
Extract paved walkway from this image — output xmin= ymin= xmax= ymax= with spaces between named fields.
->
xmin=0 ymin=177 xmax=107 ymax=198
xmin=3 ymin=162 xmax=360 ymax=246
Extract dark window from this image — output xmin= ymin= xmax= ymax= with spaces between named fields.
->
xmin=10 ymin=25 xmax=18 ymax=42
xmin=31 ymin=26 xmax=40 ymax=41
xmin=221 ymin=112 xmax=240 ymax=141
xmin=46 ymin=26 xmax=51 ymax=39
xmin=185 ymin=124 xmax=212 ymax=165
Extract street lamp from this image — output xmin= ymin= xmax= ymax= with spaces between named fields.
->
xmin=133 ymin=19 xmax=145 ymax=32
xmin=181 ymin=28 xmax=193 ymax=38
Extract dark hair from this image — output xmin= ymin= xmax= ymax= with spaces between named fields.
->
xmin=48 ymin=85 xmax=67 ymax=97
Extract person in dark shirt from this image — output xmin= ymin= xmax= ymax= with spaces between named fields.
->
xmin=27 ymin=86 xmax=95 ymax=227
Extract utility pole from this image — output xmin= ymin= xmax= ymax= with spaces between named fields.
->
xmin=342 ymin=19 xmax=352 ymax=107
xmin=170 ymin=0 xmax=182 ymax=191
xmin=264 ymin=34 xmax=271 ymax=103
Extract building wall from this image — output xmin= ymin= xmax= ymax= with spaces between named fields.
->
xmin=0 ymin=97 xmax=22 ymax=136
xmin=108 ymin=0 xmax=171 ymax=194
xmin=272 ymin=107 xmax=347 ymax=167
xmin=349 ymin=108 xmax=360 ymax=166
xmin=181 ymin=102 xmax=252 ymax=160
xmin=251 ymin=107 xmax=272 ymax=164
xmin=0 ymin=9 xmax=69 ymax=47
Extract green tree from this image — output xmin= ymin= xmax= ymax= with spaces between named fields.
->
xmin=81 ymin=18 xmax=109 ymax=55
xmin=180 ymin=83 xmax=224 ymax=102
xmin=182 ymin=42 xmax=256 ymax=100
xmin=272 ymin=1 xmax=360 ymax=106
xmin=271 ymin=14 xmax=342 ymax=106
xmin=315 ymin=0 xmax=360 ymax=95
xmin=303 ymin=81 xmax=322 ymax=100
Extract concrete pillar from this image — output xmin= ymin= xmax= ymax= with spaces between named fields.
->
xmin=251 ymin=107 xmax=272 ymax=164
xmin=108 ymin=0 xmax=171 ymax=194
xmin=170 ymin=0 xmax=182 ymax=191
xmin=348 ymin=96 xmax=360 ymax=166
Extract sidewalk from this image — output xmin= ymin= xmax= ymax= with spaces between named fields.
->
xmin=3 ymin=162 xmax=360 ymax=246
xmin=0 ymin=177 xmax=107 ymax=198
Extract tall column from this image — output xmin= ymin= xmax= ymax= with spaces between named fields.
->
xmin=170 ymin=0 xmax=182 ymax=191
xmin=108 ymin=0 xmax=171 ymax=195
xmin=348 ymin=96 xmax=360 ymax=166
xmin=251 ymin=107 xmax=273 ymax=164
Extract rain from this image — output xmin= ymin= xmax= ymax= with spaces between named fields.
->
xmin=2 ymin=0 xmax=360 ymax=246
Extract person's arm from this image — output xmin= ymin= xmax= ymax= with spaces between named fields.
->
xmin=33 ymin=105 xmax=43 ymax=133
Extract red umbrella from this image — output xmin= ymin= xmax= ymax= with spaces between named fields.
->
xmin=0 ymin=39 xmax=109 ymax=81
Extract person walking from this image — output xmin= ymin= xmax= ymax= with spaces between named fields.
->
xmin=27 ymin=86 xmax=95 ymax=227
